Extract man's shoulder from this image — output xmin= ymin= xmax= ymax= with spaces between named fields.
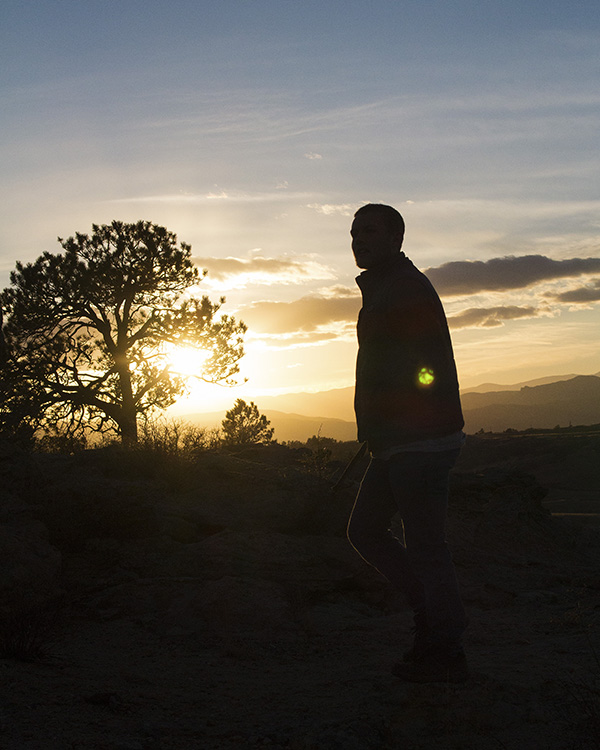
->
xmin=388 ymin=259 xmax=436 ymax=299
xmin=358 ymin=254 xmax=438 ymax=304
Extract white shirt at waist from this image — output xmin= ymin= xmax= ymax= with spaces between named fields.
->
xmin=371 ymin=431 xmax=466 ymax=460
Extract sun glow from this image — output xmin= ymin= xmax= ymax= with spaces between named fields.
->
xmin=165 ymin=345 xmax=211 ymax=378
xmin=167 ymin=338 xmax=285 ymax=415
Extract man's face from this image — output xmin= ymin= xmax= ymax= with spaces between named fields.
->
xmin=351 ymin=212 xmax=402 ymax=269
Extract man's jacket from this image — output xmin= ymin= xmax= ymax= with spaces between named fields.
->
xmin=355 ymin=253 xmax=464 ymax=451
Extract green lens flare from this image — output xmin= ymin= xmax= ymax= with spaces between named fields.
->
xmin=418 ymin=367 xmax=435 ymax=386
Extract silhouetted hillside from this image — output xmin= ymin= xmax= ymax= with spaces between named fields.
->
xmin=461 ymin=372 xmax=583 ymax=393
xmin=223 ymin=372 xmax=600 ymax=423
xmin=254 ymin=387 xmax=355 ymax=422
xmin=462 ymin=375 xmax=600 ymax=433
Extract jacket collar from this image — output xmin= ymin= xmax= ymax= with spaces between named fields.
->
xmin=356 ymin=252 xmax=408 ymax=292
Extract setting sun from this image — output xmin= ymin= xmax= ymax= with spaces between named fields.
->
xmin=165 ymin=345 xmax=211 ymax=379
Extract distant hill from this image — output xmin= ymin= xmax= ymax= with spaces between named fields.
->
xmin=181 ymin=374 xmax=600 ymax=441
xmin=183 ymin=409 xmax=358 ymax=443
xmin=460 ymin=373 xmax=583 ymax=394
xmin=462 ymin=375 xmax=600 ymax=433
xmin=254 ymin=387 xmax=355 ymax=422
xmin=235 ymin=372 xmax=600 ymax=422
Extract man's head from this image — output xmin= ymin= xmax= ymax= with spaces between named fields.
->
xmin=351 ymin=204 xmax=405 ymax=270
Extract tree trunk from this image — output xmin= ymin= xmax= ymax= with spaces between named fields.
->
xmin=119 ymin=407 xmax=138 ymax=446
xmin=115 ymin=354 xmax=138 ymax=445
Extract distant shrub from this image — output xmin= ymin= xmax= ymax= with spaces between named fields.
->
xmin=300 ymin=435 xmax=334 ymax=477
xmin=288 ymin=435 xmax=362 ymax=479
xmin=305 ymin=434 xmax=338 ymax=451
xmin=221 ymin=400 xmax=274 ymax=447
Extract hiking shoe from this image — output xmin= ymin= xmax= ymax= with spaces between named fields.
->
xmin=403 ymin=611 xmax=429 ymax=663
xmin=402 ymin=626 xmax=430 ymax=663
xmin=392 ymin=651 xmax=469 ymax=684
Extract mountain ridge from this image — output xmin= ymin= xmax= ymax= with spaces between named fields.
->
xmin=181 ymin=373 xmax=600 ymax=442
xmin=225 ymin=371 xmax=600 ymax=422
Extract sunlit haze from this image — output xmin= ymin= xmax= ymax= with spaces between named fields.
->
xmin=2 ymin=1 xmax=599 ymax=418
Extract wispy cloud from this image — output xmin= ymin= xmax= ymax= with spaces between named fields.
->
xmin=428 ymin=255 xmax=600 ymax=296
xmin=308 ymin=203 xmax=356 ymax=216
xmin=448 ymin=305 xmax=544 ymax=329
xmin=246 ymin=329 xmax=351 ymax=349
xmin=109 ymin=189 xmax=316 ymax=205
xmin=136 ymin=88 xmax=600 ymax=149
xmin=194 ymin=253 xmax=335 ymax=288
xmin=138 ymin=97 xmax=387 ymax=145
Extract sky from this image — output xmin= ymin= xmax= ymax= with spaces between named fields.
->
xmin=1 ymin=0 xmax=599 ymax=415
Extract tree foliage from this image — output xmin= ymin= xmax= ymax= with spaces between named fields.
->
xmin=0 ymin=220 xmax=246 ymax=444
xmin=221 ymin=399 xmax=274 ymax=446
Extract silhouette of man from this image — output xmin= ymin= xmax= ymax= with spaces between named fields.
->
xmin=347 ymin=203 xmax=468 ymax=683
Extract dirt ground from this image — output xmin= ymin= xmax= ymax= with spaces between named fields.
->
xmin=1 ymin=439 xmax=600 ymax=750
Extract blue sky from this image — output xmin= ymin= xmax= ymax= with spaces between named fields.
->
xmin=2 ymin=1 xmax=599 ymax=411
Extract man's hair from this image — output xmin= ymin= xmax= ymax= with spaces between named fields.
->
xmin=354 ymin=203 xmax=405 ymax=239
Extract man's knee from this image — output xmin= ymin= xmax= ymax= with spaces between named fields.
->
xmin=347 ymin=512 xmax=367 ymax=553
xmin=346 ymin=514 xmax=362 ymax=551
xmin=406 ymin=541 xmax=453 ymax=574
xmin=347 ymin=513 xmax=387 ymax=556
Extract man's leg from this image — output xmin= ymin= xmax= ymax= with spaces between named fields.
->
xmin=388 ymin=449 xmax=468 ymax=682
xmin=347 ymin=458 xmax=425 ymax=614
xmin=388 ymin=449 xmax=466 ymax=648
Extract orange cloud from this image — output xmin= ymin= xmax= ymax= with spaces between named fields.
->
xmin=240 ymin=293 xmax=361 ymax=334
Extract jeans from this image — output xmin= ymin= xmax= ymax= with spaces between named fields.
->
xmin=347 ymin=449 xmax=466 ymax=652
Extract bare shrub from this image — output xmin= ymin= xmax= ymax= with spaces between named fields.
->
xmin=35 ymin=424 xmax=89 ymax=454
xmin=138 ymin=417 xmax=221 ymax=457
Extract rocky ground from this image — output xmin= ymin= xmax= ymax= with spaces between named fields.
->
xmin=1 ymin=435 xmax=599 ymax=750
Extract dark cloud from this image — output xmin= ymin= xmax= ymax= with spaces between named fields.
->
xmin=240 ymin=294 xmax=360 ymax=334
xmin=547 ymin=278 xmax=600 ymax=303
xmin=426 ymin=255 xmax=600 ymax=296
xmin=448 ymin=306 xmax=540 ymax=329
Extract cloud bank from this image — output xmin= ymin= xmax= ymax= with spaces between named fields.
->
xmin=240 ymin=292 xmax=361 ymax=335
xmin=427 ymin=255 xmax=600 ymax=296
xmin=234 ymin=254 xmax=600 ymax=344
